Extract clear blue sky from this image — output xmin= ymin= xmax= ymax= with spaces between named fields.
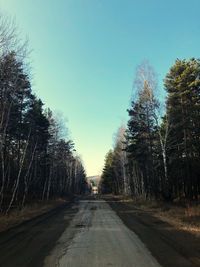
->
xmin=0 ymin=0 xmax=200 ymax=176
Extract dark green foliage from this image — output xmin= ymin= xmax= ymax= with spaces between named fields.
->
xmin=0 ymin=51 xmax=87 ymax=212
xmin=100 ymin=150 xmax=117 ymax=194
xmin=100 ymin=126 xmax=129 ymax=195
xmin=164 ymin=58 xmax=200 ymax=200
xmin=101 ymin=59 xmax=200 ymax=201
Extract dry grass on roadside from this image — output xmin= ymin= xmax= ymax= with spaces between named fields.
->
xmin=0 ymin=199 xmax=67 ymax=233
xmin=159 ymin=203 xmax=200 ymax=234
xmin=116 ymin=195 xmax=200 ymax=237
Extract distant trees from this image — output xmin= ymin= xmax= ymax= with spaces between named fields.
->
xmin=100 ymin=150 xmax=115 ymax=194
xmin=101 ymin=60 xmax=200 ymax=201
xmin=0 ymin=15 xmax=86 ymax=213
xmin=100 ymin=125 xmax=129 ymax=195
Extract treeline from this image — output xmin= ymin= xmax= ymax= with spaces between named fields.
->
xmin=100 ymin=59 xmax=200 ymax=201
xmin=0 ymin=16 xmax=86 ymax=213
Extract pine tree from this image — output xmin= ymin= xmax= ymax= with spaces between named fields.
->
xmin=164 ymin=58 xmax=200 ymax=199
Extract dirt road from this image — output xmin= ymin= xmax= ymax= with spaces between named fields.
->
xmin=0 ymin=202 xmax=78 ymax=267
xmin=44 ymin=199 xmax=161 ymax=267
xmin=0 ymin=197 xmax=199 ymax=267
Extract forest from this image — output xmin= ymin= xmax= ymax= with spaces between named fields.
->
xmin=101 ymin=59 xmax=200 ymax=201
xmin=0 ymin=16 xmax=87 ymax=213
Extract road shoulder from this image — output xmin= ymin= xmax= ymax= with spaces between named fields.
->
xmin=107 ymin=198 xmax=200 ymax=267
xmin=0 ymin=200 xmax=78 ymax=267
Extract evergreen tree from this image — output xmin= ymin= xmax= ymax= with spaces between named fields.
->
xmin=100 ymin=150 xmax=116 ymax=194
xmin=164 ymin=58 xmax=200 ymax=199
